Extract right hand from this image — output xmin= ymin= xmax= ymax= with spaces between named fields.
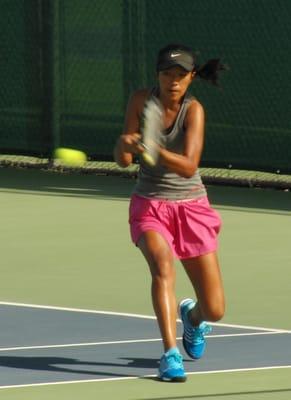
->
xmin=119 ymin=133 xmax=144 ymax=154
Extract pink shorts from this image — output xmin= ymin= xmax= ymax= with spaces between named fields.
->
xmin=129 ymin=194 xmax=222 ymax=259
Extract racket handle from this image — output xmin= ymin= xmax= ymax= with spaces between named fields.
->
xmin=138 ymin=140 xmax=149 ymax=151
xmin=141 ymin=151 xmax=156 ymax=166
xmin=138 ymin=141 xmax=156 ymax=166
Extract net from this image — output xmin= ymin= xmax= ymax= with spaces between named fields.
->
xmin=0 ymin=1 xmax=290 ymax=177
xmin=0 ymin=155 xmax=290 ymax=191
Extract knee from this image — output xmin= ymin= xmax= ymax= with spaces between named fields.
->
xmin=202 ymin=300 xmax=225 ymax=322
xmin=149 ymin=255 xmax=176 ymax=287
xmin=208 ymin=305 xmax=225 ymax=322
xmin=151 ymin=260 xmax=175 ymax=282
xmin=148 ymin=248 xmax=174 ymax=280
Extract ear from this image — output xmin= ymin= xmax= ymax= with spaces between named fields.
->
xmin=191 ymin=71 xmax=196 ymax=80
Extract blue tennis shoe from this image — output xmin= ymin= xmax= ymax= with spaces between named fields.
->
xmin=158 ymin=347 xmax=187 ymax=382
xmin=179 ymin=298 xmax=212 ymax=359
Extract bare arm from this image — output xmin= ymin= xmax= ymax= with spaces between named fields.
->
xmin=114 ymin=90 xmax=149 ymax=167
xmin=159 ymin=100 xmax=205 ymax=178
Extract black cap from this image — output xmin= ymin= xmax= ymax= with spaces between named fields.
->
xmin=157 ymin=48 xmax=196 ymax=72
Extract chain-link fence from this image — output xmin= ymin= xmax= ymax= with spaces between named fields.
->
xmin=1 ymin=0 xmax=291 ymax=173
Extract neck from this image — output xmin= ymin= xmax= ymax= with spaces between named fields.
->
xmin=159 ymin=93 xmax=184 ymax=111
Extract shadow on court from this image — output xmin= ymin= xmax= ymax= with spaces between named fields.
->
xmin=140 ymin=388 xmax=291 ymax=399
xmin=0 ymin=168 xmax=134 ymax=199
xmin=0 ymin=167 xmax=290 ymax=213
xmin=0 ymin=356 xmax=159 ymax=378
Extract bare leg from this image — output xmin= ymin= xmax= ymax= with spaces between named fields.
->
xmin=181 ymin=251 xmax=225 ymax=326
xmin=137 ymin=231 xmax=177 ymax=352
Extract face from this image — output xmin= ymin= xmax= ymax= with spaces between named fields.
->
xmin=158 ymin=66 xmax=195 ymax=101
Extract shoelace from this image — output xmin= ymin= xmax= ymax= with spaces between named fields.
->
xmin=185 ymin=323 xmax=212 ymax=344
xmin=165 ymin=352 xmax=183 ymax=368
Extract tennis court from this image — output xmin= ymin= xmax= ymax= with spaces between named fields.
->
xmin=0 ymin=167 xmax=290 ymax=399
xmin=1 ymin=1 xmax=291 ymax=398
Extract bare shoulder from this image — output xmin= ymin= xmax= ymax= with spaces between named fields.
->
xmin=184 ymin=98 xmax=205 ymax=125
xmin=187 ymin=98 xmax=205 ymax=115
xmin=131 ymin=88 xmax=151 ymax=100
xmin=127 ymin=88 xmax=151 ymax=118
xmin=130 ymin=88 xmax=151 ymax=106
xmin=123 ymin=88 xmax=151 ymax=133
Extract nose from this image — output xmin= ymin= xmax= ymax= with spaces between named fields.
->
xmin=170 ymin=74 xmax=181 ymax=84
xmin=170 ymin=76 xmax=179 ymax=85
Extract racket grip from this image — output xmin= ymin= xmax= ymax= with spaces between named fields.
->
xmin=141 ymin=151 xmax=156 ymax=166
xmin=138 ymin=141 xmax=156 ymax=166
xmin=137 ymin=140 xmax=149 ymax=151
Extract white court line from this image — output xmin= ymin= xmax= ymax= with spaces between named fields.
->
xmin=0 ymin=300 xmax=289 ymax=333
xmin=0 ymin=330 xmax=287 ymax=353
xmin=0 ymin=338 xmax=162 ymax=352
xmin=0 ymin=365 xmax=291 ymax=390
xmin=0 ymin=301 xmax=290 ymax=390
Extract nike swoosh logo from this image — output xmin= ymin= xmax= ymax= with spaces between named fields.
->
xmin=170 ymin=53 xmax=181 ymax=58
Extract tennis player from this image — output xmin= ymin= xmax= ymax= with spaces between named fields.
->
xmin=114 ymin=44 xmax=226 ymax=382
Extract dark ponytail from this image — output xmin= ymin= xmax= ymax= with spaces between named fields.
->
xmin=196 ymin=59 xmax=228 ymax=86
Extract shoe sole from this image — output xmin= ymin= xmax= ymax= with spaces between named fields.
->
xmin=182 ymin=336 xmax=203 ymax=359
xmin=159 ymin=375 xmax=187 ymax=382
xmin=179 ymin=298 xmax=204 ymax=359
xmin=179 ymin=298 xmax=195 ymax=316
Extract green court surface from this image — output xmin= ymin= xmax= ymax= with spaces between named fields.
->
xmin=1 ymin=369 xmax=291 ymax=400
xmin=0 ymin=167 xmax=290 ymax=399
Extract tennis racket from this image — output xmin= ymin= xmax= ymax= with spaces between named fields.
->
xmin=139 ymin=97 xmax=164 ymax=166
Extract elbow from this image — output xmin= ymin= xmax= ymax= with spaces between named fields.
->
xmin=114 ymin=150 xmax=133 ymax=168
xmin=114 ymin=155 xmax=131 ymax=168
xmin=181 ymin=171 xmax=195 ymax=179
xmin=180 ymin=163 xmax=198 ymax=179
xmin=117 ymin=159 xmax=132 ymax=168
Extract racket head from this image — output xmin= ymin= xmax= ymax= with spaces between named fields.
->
xmin=141 ymin=97 xmax=164 ymax=166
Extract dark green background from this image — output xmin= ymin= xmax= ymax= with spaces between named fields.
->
xmin=1 ymin=0 xmax=291 ymax=172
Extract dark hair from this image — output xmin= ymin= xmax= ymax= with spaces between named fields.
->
xmin=196 ymin=59 xmax=228 ymax=86
xmin=157 ymin=43 xmax=228 ymax=86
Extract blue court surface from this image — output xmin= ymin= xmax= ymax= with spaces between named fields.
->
xmin=0 ymin=302 xmax=290 ymax=389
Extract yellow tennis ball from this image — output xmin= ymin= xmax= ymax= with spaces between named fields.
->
xmin=54 ymin=147 xmax=87 ymax=167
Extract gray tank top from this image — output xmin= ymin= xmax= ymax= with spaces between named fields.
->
xmin=133 ymin=88 xmax=207 ymax=201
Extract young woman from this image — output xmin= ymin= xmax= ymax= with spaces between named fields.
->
xmin=114 ymin=44 xmax=226 ymax=382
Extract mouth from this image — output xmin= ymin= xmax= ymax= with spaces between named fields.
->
xmin=168 ymin=88 xmax=179 ymax=94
